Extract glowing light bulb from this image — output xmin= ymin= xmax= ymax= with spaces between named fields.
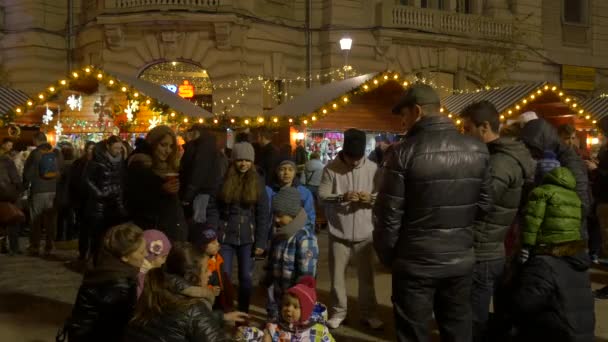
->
xmin=146 ymin=100 xmax=151 ymax=105
xmin=72 ymin=72 xmax=79 ymax=78
xmin=244 ymin=119 xmax=250 ymax=125
xmin=552 ymin=86 xmax=557 ymax=91
xmin=60 ymin=80 xmax=67 ymax=85
xmin=199 ymin=119 xmax=204 ymax=123
xmin=170 ymin=112 xmax=176 ymax=117
xmin=184 ymin=118 xmax=188 ymax=123
xmin=16 ymin=108 xmax=21 ymax=113
xmin=312 ymin=116 xmax=317 ymax=121
xmin=273 ymin=118 xmax=278 ymax=123
xmin=393 ymin=74 xmax=399 ymax=79
xmin=363 ymin=85 xmax=369 ymax=90
xmin=230 ymin=118 xmax=235 ymax=123
xmin=38 ymin=94 xmax=44 ymax=99
xmin=515 ymin=105 xmax=520 ymax=110
xmin=456 ymin=119 xmax=461 ymax=125
xmin=500 ymin=115 xmax=505 ymax=120
xmin=440 ymin=108 xmax=444 ymax=113
xmin=27 ymin=101 xmax=33 ymax=106
xmin=97 ymin=73 xmax=103 ymax=79
xmin=384 ymin=75 xmax=388 ymax=80
xmin=214 ymin=119 xmax=219 ymax=124
xmin=572 ymin=103 xmax=577 ymax=108
xmin=258 ymin=118 xmax=264 ymax=123
xmin=343 ymin=97 xmax=349 ymax=103
xmin=448 ymin=114 xmax=453 ymax=118
xmin=373 ymin=79 xmax=378 ymax=85
xmin=303 ymin=120 xmax=308 ymax=124
xmin=332 ymin=103 xmax=337 ymax=109
xmin=109 ymin=80 xmax=115 ymax=85
xmin=585 ymin=115 xmax=591 ymax=120
xmin=49 ymin=87 xmax=55 ymax=92
xmin=403 ymin=82 xmax=409 ymax=86
xmin=322 ymin=109 xmax=327 ymax=114
xmin=85 ymin=68 xmax=91 ymax=73
xmin=134 ymin=93 xmax=139 ymax=98
xmin=121 ymin=87 xmax=127 ymax=92
xmin=288 ymin=118 xmax=293 ymax=123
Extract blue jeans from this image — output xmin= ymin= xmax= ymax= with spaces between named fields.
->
xmin=220 ymin=243 xmax=253 ymax=312
xmin=471 ymin=258 xmax=505 ymax=342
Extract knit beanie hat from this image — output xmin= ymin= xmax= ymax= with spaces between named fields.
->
xmin=343 ymin=128 xmax=367 ymax=159
xmin=278 ymin=159 xmax=296 ymax=170
xmin=272 ymin=186 xmax=302 ymax=217
xmin=232 ymin=142 xmax=255 ymax=162
xmin=286 ymin=276 xmax=317 ymax=323
xmin=192 ymin=224 xmax=218 ymax=252
xmin=143 ymin=229 xmax=172 ymax=262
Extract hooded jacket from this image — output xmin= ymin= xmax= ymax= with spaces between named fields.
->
xmin=520 ymin=119 xmax=590 ymax=239
xmin=64 ymin=251 xmax=139 ymax=342
xmin=83 ymin=142 xmax=126 ymax=220
xmin=474 ymin=137 xmax=535 ymax=261
xmin=22 ymin=143 xmax=64 ymax=194
xmin=373 ymin=115 xmax=492 ymax=277
xmin=523 ymin=167 xmax=582 ymax=247
xmin=511 ymin=248 xmax=595 ymax=342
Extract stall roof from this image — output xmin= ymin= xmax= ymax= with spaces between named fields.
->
xmin=107 ymin=69 xmax=214 ymax=119
xmin=442 ymin=82 xmax=547 ymax=115
xmin=265 ymin=72 xmax=380 ymax=117
xmin=580 ymin=96 xmax=608 ymax=120
xmin=0 ymin=87 xmax=29 ymax=116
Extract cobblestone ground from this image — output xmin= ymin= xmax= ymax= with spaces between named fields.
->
xmin=0 ymin=231 xmax=607 ymax=341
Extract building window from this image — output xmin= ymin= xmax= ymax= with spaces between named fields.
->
xmin=563 ymin=0 xmax=588 ymax=24
xmin=456 ymin=0 xmax=474 ymax=13
xmin=418 ymin=0 xmax=446 ymax=9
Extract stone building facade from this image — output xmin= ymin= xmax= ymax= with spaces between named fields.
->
xmin=0 ymin=0 xmax=607 ymax=116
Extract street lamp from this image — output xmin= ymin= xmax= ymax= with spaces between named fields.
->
xmin=339 ymin=37 xmax=352 ymax=79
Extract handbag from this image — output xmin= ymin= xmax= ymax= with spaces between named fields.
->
xmin=0 ymin=202 xmax=25 ymax=225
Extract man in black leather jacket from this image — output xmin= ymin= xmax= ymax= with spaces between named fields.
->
xmin=373 ymin=84 xmax=492 ymax=342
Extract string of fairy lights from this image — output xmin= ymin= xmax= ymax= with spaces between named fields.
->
xmin=0 ymin=66 xmax=603 ymax=134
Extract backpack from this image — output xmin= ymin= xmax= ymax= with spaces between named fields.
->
xmin=38 ymin=147 xmax=59 ymax=179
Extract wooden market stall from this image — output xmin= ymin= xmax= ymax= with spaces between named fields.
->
xmin=3 ymin=66 xmax=214 ymax=149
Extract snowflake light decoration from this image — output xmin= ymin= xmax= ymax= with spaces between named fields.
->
xmin=124 ymin=100 xmax=140 ymax=122
xmin=148 ymin=116 xmax=162 ymax=130
xmin=66 ymin=95 xmax=83 ymax=111
xmin=43 ymin=106 xmax=53 ymax=125
xmin=54 ymin=120 xmax=63 ymax=136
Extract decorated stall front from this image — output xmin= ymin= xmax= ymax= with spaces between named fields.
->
xmin=1 ymin=66 xmax=214 ymax=148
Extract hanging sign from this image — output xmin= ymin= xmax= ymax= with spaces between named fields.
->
xmin=162 ymin=84 xmax=178 ymax=93
xmin=178 ymin=80 xmax=195 ymax=99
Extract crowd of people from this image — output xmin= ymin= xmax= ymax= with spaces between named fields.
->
xmin=0 ymin=83 xmax=606 ymax=341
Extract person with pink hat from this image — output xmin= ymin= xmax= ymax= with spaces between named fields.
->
xmin=137 ymin=229 xmax=172 ymax=298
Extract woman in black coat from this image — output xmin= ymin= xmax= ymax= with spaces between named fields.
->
xmin=126 ymin=125 xmax=187 ymax=241
xmin=125 ymin=242 xmax=247 ymax=342
xmin=61 ymin=223 xmax=146 ymax=342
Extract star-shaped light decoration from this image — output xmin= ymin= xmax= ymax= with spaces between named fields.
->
xmin=148 ymin=115 xmax=162 ymax=130
xmin=54 ymin=120 xmax=63 ymax=136
xmin=124 ymin=100 xmax=140 ymax=122
xmin=43 ymin=106 xmax=53 ymax=125
xmin=66 ymin=95 xmax=83 ymax=111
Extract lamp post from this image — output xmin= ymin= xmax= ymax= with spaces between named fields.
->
xmin=339 ymin=37 xmax=352 ymax=79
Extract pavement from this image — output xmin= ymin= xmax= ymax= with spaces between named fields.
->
xmin=0 ymin=231 xmax=607 ymax=341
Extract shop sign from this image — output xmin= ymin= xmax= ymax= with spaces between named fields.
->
xmin=162 ymin=84 xmax=178 ymax=93
xmin=178 ymin=80 xmax=195 ymax=99
xmin=562 ymin=65 xmax=596 ymax=91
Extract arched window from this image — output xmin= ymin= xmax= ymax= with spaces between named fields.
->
xmin=138 ymin=60 xmax=213 ymax=112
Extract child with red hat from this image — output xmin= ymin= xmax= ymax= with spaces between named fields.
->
xmin=236 ymin=276 xmax=334 ymax=342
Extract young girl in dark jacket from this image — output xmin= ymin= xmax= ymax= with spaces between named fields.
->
xmin=61 ymin=223 xmax=146 ymax=342
xmin=207 ymin=142 xmax=269 ymax=313
xmin=125 ymin=242 xmax=247 ymax=342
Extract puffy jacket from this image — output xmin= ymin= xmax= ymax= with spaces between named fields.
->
xmin=520 ymin=119 xmax=589 ymax=240
xmin=179 ymin=131 xmax=221 ymax=203
xmin=64 ymin=253 xmax=138 ymax=342
xmin=373 ymin=115 xmax=492 ymax=278
xmin=523 ymin=167 xmax=582 ymax=247
xmin=206 ymin=176 xmax=270 ymax=250
xmin=474 ymin=137 xmax=535 ymax=261
xmin=125 ymin=293 xmax=227 ymax=342
xmin=84 ymin=142 xmax=126 ymax=220
xmin=22 ymin=143 xmax=64 ymax=194
xmin=511 ymin=249 xmax=595 ymax=341
xmin=126 ymin=151 xmax=187 ymax=242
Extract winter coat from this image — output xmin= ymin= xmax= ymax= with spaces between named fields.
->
xmin=269 ymin=182 xmax=316 ymax=230
xmin=523 ymin=167 xmax=582 ymax=247
xmin=301 ymin=158 xmax=324 ymax=187
xmin=56 ymin=159 xmax=75 ymax=209
xmin=68 ymin=157 xmax=90 ymax=209
xmin=593 ymin=144 xmax=608 ymax=203
xmin=267 ymin=209 xmax=318 ymax=296
xmin=259 ymin=143 xmax=280 ymax=185
xmin=318 ymin=153 xmax=379 ymax=242
xmin=474 ymin=137 xmax=535 ymax=261
xmin=206 ymin=176 xmax=270 ymax=250
xmin=22 ymin=143 xmax=64 ymax=194
xmin=84 ymin=142 xmax=126 ymax=221
xmin=126 ymin=152 xmax=187 ymax=242
xmin=510 ymin=248 xmax=595 ymax=342
xmin=64 ymin=251 xmax=139 ymax=342
xmin=295 ymin=145 xmax=307 ymax=166
xmin=0 ymin=155 xmax=21 ymax=202
xmin=535 ymin=150 xmax=561 ymax=184
xmin=179 ymin=132 xmax=221 ymax=203
xmin=520 ymin=119 xmax=590 ymax=238
xmin=373 ymin=115 xmax=492 ymax=278
xmin=125 ymin=287 xmax=228 ymax=342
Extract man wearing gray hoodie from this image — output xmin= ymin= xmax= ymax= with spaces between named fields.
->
xmin=23 ymin=132 xmax=63 ymax=256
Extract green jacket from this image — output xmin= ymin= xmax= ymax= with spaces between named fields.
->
xmin=523 ymin=167 xmax=582 ymax=247
xmin=474 ymin=137 xmax=535 ymax=261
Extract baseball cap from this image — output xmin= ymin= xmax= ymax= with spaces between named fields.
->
xmin=392 ymin=84 xmax=440 ymax=115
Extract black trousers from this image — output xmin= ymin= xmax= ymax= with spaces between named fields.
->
xmin=393 ymin=272 xmax=472 ymax=342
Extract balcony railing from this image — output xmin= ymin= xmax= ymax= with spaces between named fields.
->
xmin=383 ymin=4 xmax=513 ymax=41
xmin=103 ymin=0 xmax=222 ymax=11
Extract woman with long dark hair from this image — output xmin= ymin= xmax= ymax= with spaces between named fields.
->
xmin=126 ymin=242 xmax=247 ymax=341
xmin=126 ymin=125 xmax=187 ymax=241
xmin=61 ymin=223 xmax=146 ymax=342
xmin=207 ymin=142 xmax=269 ymax=313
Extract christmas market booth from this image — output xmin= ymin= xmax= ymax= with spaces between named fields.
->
xmin=264 ymin=71 xmax=458 ymax=162
xmin=442 ymin=82 xmax=600 ymax=151
xmin=1 ymin=65 xmax=214 ymax=149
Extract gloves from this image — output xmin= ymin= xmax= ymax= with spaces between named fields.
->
xmin=519 ymin=248 xmax=530 ymax=264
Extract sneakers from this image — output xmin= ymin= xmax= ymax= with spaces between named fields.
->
xmin=326 ymin=317 xmax=345 ymax=329
xmin=594 ymin=286 xmax=608 ymax=300
xmin=361 ymin=317 xmax=384 ymax=330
